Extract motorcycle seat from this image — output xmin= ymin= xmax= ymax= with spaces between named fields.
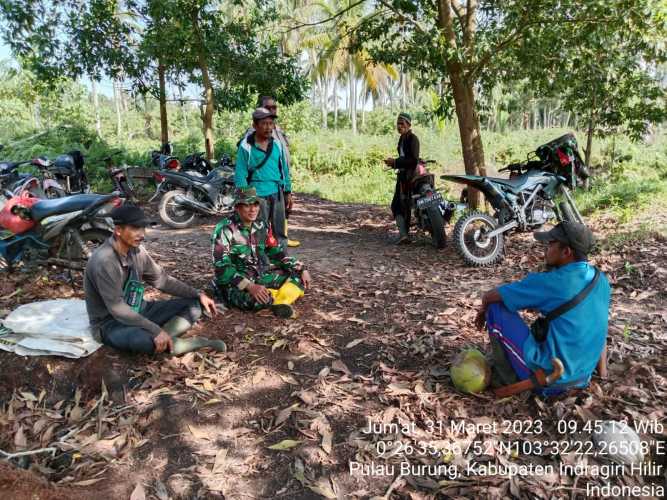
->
xmin=31 ymin=194 xmax=114 ymax=222
xmin=487 ymin=173 xmax=541 ymax=191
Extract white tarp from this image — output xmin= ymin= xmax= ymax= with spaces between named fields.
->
xmin=0 ymin=299 xmax=101 ymax=358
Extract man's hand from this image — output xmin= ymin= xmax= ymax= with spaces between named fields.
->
xmin=199 ymin=291 xmax=218 ymax=317
xmin=475 ymin=288 xmax=503 ymax=330
xmin=248 ymin=283 xmax=272 ymax=304
xmin=285 ymin=192 xmax=294 ymax=212
xmin=475 ymin=309 xmax=487 ymax=330
xmin=154 ymin=330 xmax=174 ymax=353
xmin=384 ymin=158 xmax=395 ymax=168
xmin=301 ymin=270 xmax=312 ymax=289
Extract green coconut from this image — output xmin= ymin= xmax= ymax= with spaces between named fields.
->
xmin=450 ymin=349 xmax=491 ymax=394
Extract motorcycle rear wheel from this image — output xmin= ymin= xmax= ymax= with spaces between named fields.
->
xmin=59 ymin=228 xmax=111 ymax=262
xmin=159 ymin=189 xmax=196 ymax=229
xmin=453 ymin=211 xmax=504 ymax=266
xmin=426 ymin=205 xmax=447 ymax=249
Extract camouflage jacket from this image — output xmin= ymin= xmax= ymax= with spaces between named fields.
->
xmin=211 ymin=213 xmax=304 ymax=290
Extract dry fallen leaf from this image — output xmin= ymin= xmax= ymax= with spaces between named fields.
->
xmin=130 ymin=482 xmax=146 ymax=500
xmin=345 ymin=338 xmax=364 ymax=348
xmin=267 ymin=439 xmax=301 ymax=451
xmin=212 ymin=448 xmax=228 ymax=474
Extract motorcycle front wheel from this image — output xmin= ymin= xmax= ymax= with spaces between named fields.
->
xmin=159 ymin=189 xmax=196 ymax=229
xmin=452 ymin=211 xmax=504 ymax=266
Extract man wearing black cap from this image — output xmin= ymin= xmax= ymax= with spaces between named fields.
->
xmin=235 ymin=106 xmax=292 ymax=250
xmin=84 ymin=204 xmax=226 ymax=355
xmin=384 ymin=112 xmax=420 ymax=244
xmin=474 ymin=221 xmax=611 ymax=395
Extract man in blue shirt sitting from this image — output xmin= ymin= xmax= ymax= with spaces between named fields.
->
xmin=476 ymin=222 xmax=611 ymax=395
xmin=235 ymin=107 xmax=292 ymax=250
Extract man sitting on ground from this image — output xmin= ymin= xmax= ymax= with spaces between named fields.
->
xmin=211 ymin=187 xmax=311 ymax=318
xmin=475 ymin=222 xmax=611 ymax=395
xmin=84 ymin=204 xmax=226 ymax=355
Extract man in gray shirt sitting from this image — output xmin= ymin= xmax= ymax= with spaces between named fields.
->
xmin=84 ymin=204 xmax=226 ymax=355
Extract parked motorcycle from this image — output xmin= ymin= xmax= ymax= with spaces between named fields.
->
xmin=0 ymin=157 xmax=56 ymax=198
xmin=389 ymin=160 xmax=460 ymax=248
xmin=157 ymin=166 xmax=236 ymax=228
xmin=0 ymin=191 xmax=120 ymax=270
xmin=442 ymin=133 xmax=588 ymax=266
xmin=103 ymin=150 xmax=138 ymax=202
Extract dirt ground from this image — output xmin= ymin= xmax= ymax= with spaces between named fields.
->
xmin=0 ymin=194 xmax=665 ymax=499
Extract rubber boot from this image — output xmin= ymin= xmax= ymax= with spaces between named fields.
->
xmin=172 ymin=337 xmax=227 ymax=356
xmin=286 ymin=220 xmax=301 ymax=248
xmin=268 ymin=281 xmax=304 ymax=318
xmin=395 ymin=215 xmax=410 ymax=245
xmin=162 ymin=316 xmax=192 ymax=338
xmin=162 ymin=316 xmax=227 ymax=355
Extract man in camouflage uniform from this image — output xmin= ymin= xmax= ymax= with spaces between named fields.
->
xmin=211 ymin=187 xmax=311 ymax=318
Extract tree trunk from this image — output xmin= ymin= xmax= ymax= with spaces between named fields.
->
xmin=349 ymin=58 xmax=357 ymax=134
xmin=142 ymin=93 xmax=155 ymax=139
xmin=333 ymin=77 xmax=338 ymax=129
xmin=436 ymin=0 xmax=486 ymax=208
xmin=191 ymin=10 xmax=215 ymax=159
xmin=91 ymin=79 xmax=102 ymax=137
xmin=158 ymin=63 xmax=169 ymax=145
xmin=584 ymin=92 xmax=597 ymax=167
xmin=320 ymin=79 xmax=327 ymax=129
xmin=323 ymin=76 xmax=329 ymax=129
xmin=113 ymin=79 xmax=122 ymax=139
xmin=33 ymin=99 xmax=42 ymax=130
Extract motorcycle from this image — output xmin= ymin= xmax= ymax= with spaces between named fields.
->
xmin=0 ymin=157 xmax=57 ymax=199
xmin=47 ymin=150 xmax=91 ymax=197
xmin=389 ymin=160 xmax=460 ymax=249
xmin=148 ymin=143 xmax=209 ymax=202
xmin=0 ymin=191 xmax=120 ymax=270
xmin=441 ymin=133 xmax=588 ymax=266
xmin=157 ymin=166 xmax=236 ymax=228
xmin=103 ymin=150 xmax=137 ymax=202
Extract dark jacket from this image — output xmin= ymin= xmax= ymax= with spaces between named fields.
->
xmin=395 ymin=131 xmax=420 ymax=182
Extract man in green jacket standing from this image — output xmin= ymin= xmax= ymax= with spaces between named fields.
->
xmin=235 ymin=107 xmax=292 ymax=250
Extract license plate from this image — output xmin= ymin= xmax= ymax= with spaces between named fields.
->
xmin=417 ymin=192 xmax=442 ymax=208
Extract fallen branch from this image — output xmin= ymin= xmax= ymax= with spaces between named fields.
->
xmin=0 ymin=447 xmax=57 ymax=460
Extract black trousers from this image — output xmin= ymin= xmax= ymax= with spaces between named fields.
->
xmin=99 ymin=298 xmax=202 ymax=354
xmin=260 ymin=191 xmax=287 ymax=251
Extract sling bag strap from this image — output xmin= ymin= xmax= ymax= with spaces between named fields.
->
xmin=247 ymin=136 xmax=275 ymax=185
xmin=544 ymin=268 xmax=600 ymax=321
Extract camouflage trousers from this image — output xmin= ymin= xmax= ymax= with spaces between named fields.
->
xmin=216 ymin=270 xmax=303 ymax=311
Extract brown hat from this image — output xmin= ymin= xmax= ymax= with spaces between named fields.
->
xmin=534 ymin=221 xmax=595 ymax=255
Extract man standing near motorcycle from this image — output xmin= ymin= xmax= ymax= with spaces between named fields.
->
xmin=240 ymin=96 xmax=300 ymax=248
xmin=235 ymin=107 xmax=292 ymax=251
xmin=474 ymin=222 xmax=611 ymax=395
xmin=84 ymin=205 xmax=226 ymax=356
xmin=384 ymin=112 xmax=420 ymax=244
xmin=211 ymin=187 xmax=311 ymax=318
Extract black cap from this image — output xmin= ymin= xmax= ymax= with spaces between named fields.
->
xmin=534 ymin=221 xmax=595 ymax=254
xmin=110 ymin=204 xmax=155 ymax=227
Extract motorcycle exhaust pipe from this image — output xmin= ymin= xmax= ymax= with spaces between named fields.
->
xmin=173 ymin=194 xmax=217 ymax=216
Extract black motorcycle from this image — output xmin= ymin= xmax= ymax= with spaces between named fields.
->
xmin=391 ymin=159 xmax=460 ymax=248
xmin=442 ymin=133 xmax=588 ymax=266
xmin=29 ymin=150 xmax=91 ymax=198
xmin=157 ymin=164 xmax=236 ymax=228
xmin=148 ymin=144 xmax=214 ymax=202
